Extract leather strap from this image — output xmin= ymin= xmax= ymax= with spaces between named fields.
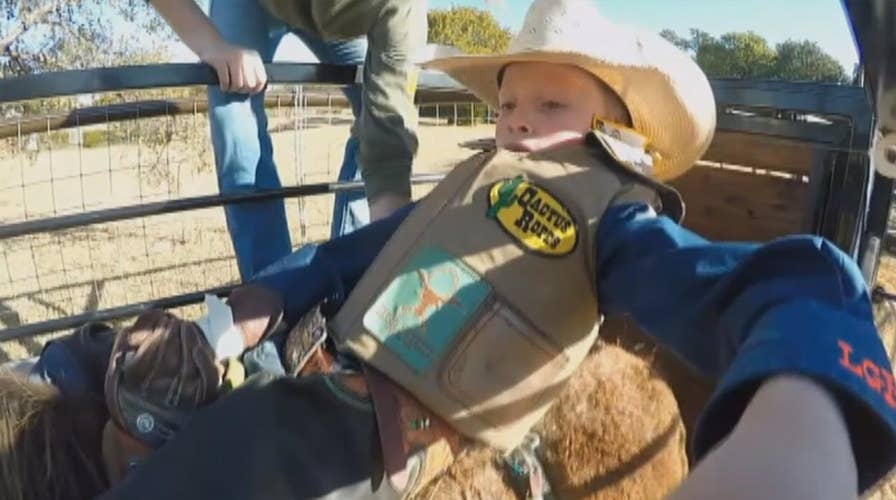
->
xmin=362 ymin=365 xmax=466 ymax=498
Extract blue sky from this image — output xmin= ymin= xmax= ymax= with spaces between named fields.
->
xmin=430 ymin=0 xmax=860 ymax=71
xmin=172 ymin=0 xmax=860 ymax=73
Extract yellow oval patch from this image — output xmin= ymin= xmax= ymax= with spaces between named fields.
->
xmin=487 ymin=177 xmax=578 ymax=256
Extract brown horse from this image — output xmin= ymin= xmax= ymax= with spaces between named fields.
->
xmin=0 ymin=372 xmax=109 ymax=500
xmin=414 ymin=332 xmax=690 ymax=500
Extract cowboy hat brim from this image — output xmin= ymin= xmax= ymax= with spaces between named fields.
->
xmin=423 ymin=45 xmax=716 ymax=181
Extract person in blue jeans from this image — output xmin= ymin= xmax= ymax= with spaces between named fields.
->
xmin=148 ymin=0 xmax=425 ymax=279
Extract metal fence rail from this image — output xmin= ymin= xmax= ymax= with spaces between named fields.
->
xmin=0 ymin=284 xmax=236 ymax=342
xmin=0 ymin=63 xmax=473 ymax=342
xmin=0 ymin=63 xmax=358 ymax=104
xmin=0 ymin=175 xmax=445 ymax=240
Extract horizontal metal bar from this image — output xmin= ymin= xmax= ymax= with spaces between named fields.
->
xmin=0 ymin=255 xmax=236 ymax=302
xmin=0 ymin=285 xmax=236 ymax=342
xmin=715 ymin=113 xmax=851 ymax=144
xmin=0 ymin=94 xmax=484 ymax=141
xmin=710 ymin=79 xmax=871 ymax=117
xmin=0 ymin=173 xmax=445 ymax=240
xmin=0 ymin=95 xmax=318 ymax=139
xmin=422 ymin=73 xmax=874 ymax=121
xmin=0 ymin=69 xmax=476 ymax=139
xmin=4 ymin=63 xmax=869 ymax=115
xmin=0 ymin=63 xmax=358 ymax=104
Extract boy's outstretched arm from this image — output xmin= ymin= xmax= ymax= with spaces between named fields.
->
xmin=667 ymin=374 xmax=858 ymax=500
xmin=596 ymin=202 xmax=896 ymax=494
xmin=249 ymin=204 xmax=414 ymax=325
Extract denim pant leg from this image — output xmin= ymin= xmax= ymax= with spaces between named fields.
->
xmin=207 ymin=0 xmax=293 ymax=280
xmin=290 ymin=32 xmax=371 ymax=238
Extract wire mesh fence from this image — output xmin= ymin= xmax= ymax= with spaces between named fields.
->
xmin=0 ymin=85 xmax=495 ymax=361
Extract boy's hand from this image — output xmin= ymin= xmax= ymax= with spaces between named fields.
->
xmin=200 ymin=41 xmax=268 ymax=94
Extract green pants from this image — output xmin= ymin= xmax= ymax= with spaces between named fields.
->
xmin=261 ymin=0 xmax=427 ymax=201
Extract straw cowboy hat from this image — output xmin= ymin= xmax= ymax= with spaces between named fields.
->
xmin=423 ymin=0 xmax=717 ymax=180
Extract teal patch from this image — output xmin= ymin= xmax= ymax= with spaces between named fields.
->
xmin=363 ymin=246 xmax=490 ymax=374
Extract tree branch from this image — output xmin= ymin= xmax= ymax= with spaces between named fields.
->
xmin=0 ymin=1 xmax=64 ymax=54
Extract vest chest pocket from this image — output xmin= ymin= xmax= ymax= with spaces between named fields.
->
xmin=360 ymin=245 xmax=572 ymax=443
xmin=438 ymin=296 xmax=570 ymax=431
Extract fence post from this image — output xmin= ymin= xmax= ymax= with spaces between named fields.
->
xmin=454 ymin=103 xmax=458 ymax=127
xmin=470 ymin=103 xmax=474 ymax=126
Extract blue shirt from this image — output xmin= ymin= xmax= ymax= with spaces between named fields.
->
xmin=252 ymin=201 xmax=896 ymax=493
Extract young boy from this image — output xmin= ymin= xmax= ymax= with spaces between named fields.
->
xmin=30 ymin=0 xmax=896 ymax=498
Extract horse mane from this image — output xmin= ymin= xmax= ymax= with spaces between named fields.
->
xmin=0 ymin=371 xmax=108 ymax=500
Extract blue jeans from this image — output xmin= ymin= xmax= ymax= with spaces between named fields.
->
xmin=207 ymin=0 xmax=369 ymax=281
xmin=330 ymin=136 xmax=370 ymax=239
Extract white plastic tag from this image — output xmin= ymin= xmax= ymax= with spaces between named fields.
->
xmin=195 ymin=294 xmax=245 ymax=360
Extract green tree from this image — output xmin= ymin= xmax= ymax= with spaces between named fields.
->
xmin=773 ymin=40 xmax=848 ymax=84
xmin=1 ymin=0 xmax=174 ymax=120
xmin=1 ymin=0 xmax=171 ymax=78
xmin=0 ymin=0 xmax=201 ymax=180
xmin=715 ymin=32 xmax=776 ymax=78
xmin=659 ymin=29 xmax=690 ymax=52
xmin=660 ymin=28 xmax=848 ymax=83
xmin=687 ymin=29 xmax=776 ymax=79
xmin=427 ymin=6 xmax=512 ymax=55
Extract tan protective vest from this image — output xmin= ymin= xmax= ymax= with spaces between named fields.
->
xmin=330 ymin=130 xmax=683 ymax=451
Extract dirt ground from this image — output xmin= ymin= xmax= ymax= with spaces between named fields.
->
xmin=0 ymin=110 xmax=493 ymax=360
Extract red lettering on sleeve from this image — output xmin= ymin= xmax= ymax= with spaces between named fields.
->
xmin=880 ymin=370 xmax=896 ymax=409
xmin=838 ymin=339 xmax=896 ymax=410
xmin=864 ymin=360 xmax=884 ymax=392
xmin=838 ymin=339 xmax=865 ymax=376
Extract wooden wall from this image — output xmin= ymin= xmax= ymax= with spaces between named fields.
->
xmin=669 ymin=131 xmax=815 ymax=242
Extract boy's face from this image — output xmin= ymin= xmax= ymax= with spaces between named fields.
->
xmin=496 ymin=62 xmax=628 ymax=153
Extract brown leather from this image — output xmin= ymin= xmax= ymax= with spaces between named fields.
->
xmin=298 ymin=348 xmax=337 ymax=377
xmin=363 ymin=366 xmax=465 ymax=498
xmin=287 ymin=307 xmax=464 ymax=498
xmin=104 ymin=285 xmax=285 ymax=449
xmin=101 ymin=420 xmax=154 ymax=486
xmin=105 ymin=309 xmax=221 ymax=448
xmin=227 ymin=284 xmax=285 ymax=349
xmin=331 ymin=372 xmax=371 ymax=399
xmin=283 ymin=304 xmax=329 ymax=376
